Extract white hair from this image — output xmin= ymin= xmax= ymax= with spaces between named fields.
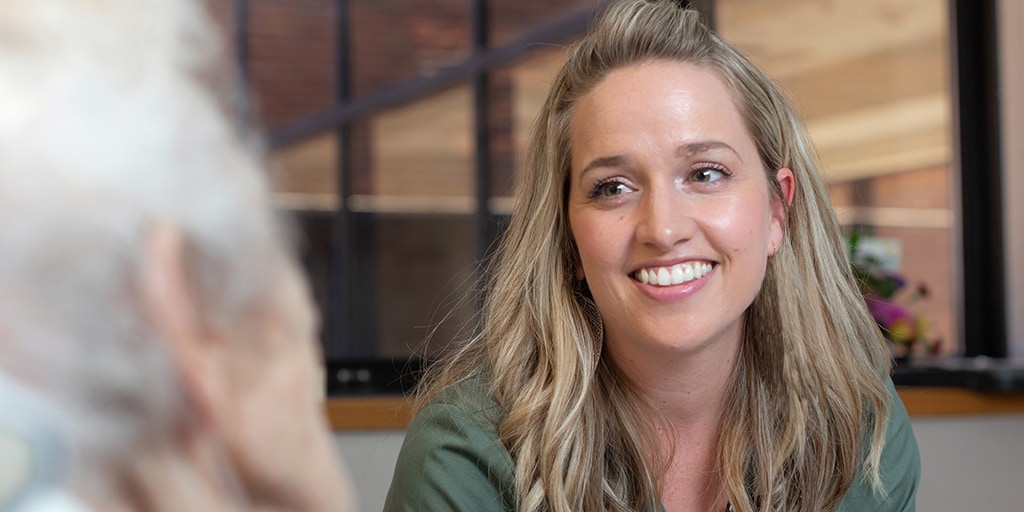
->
xmin=0 ymin=0 xmax=294 ymax=497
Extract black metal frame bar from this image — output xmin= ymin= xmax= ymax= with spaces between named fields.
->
xmin=471 ymin=0 xmax=492 ymax=263
xmin=951 ymin=0 xmax=1006 ymax=357
xmin=233 ymin=0 xmax=249 ymax=84
xmin=325 ymin=0 xmax=355 ymax=358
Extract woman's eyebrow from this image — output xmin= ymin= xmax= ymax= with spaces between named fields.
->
xmin=578 ymin=155 xmax=627 ymax=180
xmin=676 ymin=140 xmax=744 ymax=163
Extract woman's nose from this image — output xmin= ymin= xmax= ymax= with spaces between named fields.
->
xmin=634 ymin=185 xmax=696 ymax=250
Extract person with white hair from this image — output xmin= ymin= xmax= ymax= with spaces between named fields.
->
xmin=0 ymin=0 xmax=354 ymax=510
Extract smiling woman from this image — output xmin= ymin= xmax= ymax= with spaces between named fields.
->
xmin=565 ymin=63 xmax=798 ymax=511
xmin=383 ymin=1 xmax=919 ymax=511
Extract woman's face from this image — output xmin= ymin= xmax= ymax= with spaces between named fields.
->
xmin=567 ymin=60 xmax=791 ymax=365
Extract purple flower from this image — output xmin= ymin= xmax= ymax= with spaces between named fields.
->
xmin=865 ymin=295 xmax=912 ymax=329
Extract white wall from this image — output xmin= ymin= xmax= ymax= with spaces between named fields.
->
xmin=335 ymin=430 xmax=406 ymax=512
xmin=913 ymin=414 xmax=1024 ymax=511
xmin=337 ymin=414 xmax=1024 ymax=512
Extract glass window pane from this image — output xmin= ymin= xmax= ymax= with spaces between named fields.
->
xmin=488 ymin=47 xmax=570 ymax=213
xmin=485 ymin=69 xmax=516 ymax=210
xmin=1000 ymin=0 xmax=1024 ymax=356
xmin=351 ymin=0 xmax=471 ymax=98
xmin=270 ymin=134 xmax=339 ymax=211
xmin=351 ymin=213 xmax=477 ymax=359
xmin=348 ymin=85 xmax=476 ymax=358
xmin=248 ymin=0 xmax=336 ymax=129
xmin=489 ymin=0 xmax=602 ymax=48
xmin=356 ymin=85 xmax=474 ymax=213
xmin=719 ymin=0 xmax=957 ymax=356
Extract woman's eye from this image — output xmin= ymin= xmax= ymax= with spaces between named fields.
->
xmin=692 ymin=166 xmax=727 ymax=183
xmin=591 ymin=180 xmax=632 ymax=198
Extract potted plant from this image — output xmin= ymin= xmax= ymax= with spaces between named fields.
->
xmin=848 ymin=232 xmax=939 ymax=362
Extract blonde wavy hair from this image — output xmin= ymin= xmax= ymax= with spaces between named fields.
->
xmin=416 ymin=1 xmax=893 ymax=511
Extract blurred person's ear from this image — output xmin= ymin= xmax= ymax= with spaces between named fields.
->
xmin=138 ymin=223 xmax=231 ymax=428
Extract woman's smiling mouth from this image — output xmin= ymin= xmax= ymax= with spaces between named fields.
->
xmin=633 ymin=261 xmax=714 ymax=286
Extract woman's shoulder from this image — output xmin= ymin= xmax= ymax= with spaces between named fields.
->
xmin=384 ymin=376 xmax=515 ymax=512
xmin=404 ymin=375 xmax=504 ymax=439
xmin=422 ymin=375 xmax=503 ymax=424
xmin=837 ymin=378 xmax=921 ymax=511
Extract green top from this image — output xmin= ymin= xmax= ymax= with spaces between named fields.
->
xmin=384 ymin=378 xmax=919 ymax=511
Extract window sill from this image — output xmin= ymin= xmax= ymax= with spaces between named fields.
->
xmin=326 ymin=358 xmax=1024 ymax=431
xmin=895 ymin=386 xmax=1024 ymax=417
xmin=891 ymin=356 xmax=1024 ymax=392
xmin=326 ymin=388 xmax=1024 ymax=431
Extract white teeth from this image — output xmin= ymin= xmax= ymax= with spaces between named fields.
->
xmin=671 ymin=265 xmax=685 ymax=282
xmin=635 ymin=262 xmax=713 ymax=286
xmin=657 ymin=267 xmax=671 ymax=286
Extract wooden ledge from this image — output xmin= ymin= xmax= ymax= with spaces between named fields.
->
xmin=325 ymin=387 xmax=1024 ymax=431
xmin=895 ymin=387 xmax=1024 ymax=417
xmin=326 ymin=396 xmax=413 ymax=430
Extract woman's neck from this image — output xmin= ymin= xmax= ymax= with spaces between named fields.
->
xmin=607 ymin=331 xmax=741 ymax=512
xmin=611 ymin=335 xmax=739 ymax=428
xmin=655 ymin=399 xmax=730 ymax=512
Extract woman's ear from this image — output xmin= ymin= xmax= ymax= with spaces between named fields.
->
xmin=138 ymin=223 xmax=229 ymax=425
xmin=769 ymin=168 xmax=795 ymax=256
xmin=776 ymin=167 xmax=795 ymax=206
